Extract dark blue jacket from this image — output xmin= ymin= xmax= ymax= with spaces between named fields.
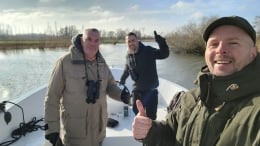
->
xmin=120 ymin=41 xmax=169 ymax=91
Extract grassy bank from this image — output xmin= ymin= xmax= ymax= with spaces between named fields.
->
xmin=1 ymin=37 xmax=259 ymax=54
xmin=0 ymin=39 xmax=122 ymax=49
xmin=0 ymin=39 xmax=71 ymax=49
xmin=0 ymin=38 xmax=154 ymax=50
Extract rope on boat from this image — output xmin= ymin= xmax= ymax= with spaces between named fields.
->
xmin=0 ymin=117 xmax=47 ymax=146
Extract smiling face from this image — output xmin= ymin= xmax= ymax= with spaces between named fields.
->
xmin=205 ymin=25 xmax=257 ymax=76
xmin=81 ymin=29 xmax=100 ymax=61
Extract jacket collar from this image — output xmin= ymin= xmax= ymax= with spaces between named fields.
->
xmin=199 ymin=53 xmax=260 ymax=105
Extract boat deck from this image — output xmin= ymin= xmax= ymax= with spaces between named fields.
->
xmin=3 ymin=109 xmax=169 ymax=146
xmin=1 ymin=68 xmax=187 ymax=146
xmin=2 ymin=96 xmax=169 ymax=146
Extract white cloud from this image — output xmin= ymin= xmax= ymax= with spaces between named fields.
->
xmin=170 ymin=1 xmax=195 ymax=14
xmin=39 ymin=0 xmax=50 ymax=2
xmin=39 ymin=0 xmax=65 ymax=3
xmin=190 ymin=12 xmax=204 ymax=20
xmin=172 ymin=1 xmax=192 ymax=9
xmin=88 ymin=6 xmax=114 ymax=17
xmin=0 ymin=0 xmax=258 ymax=35
xmin=89 ymin=16 xmax=124 ymax=25
xmin=128 ymin=5 xmax=140 ymax=11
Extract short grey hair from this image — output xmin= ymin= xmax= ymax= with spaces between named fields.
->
xmin=82 ymin=28 xmax=100 ymax=40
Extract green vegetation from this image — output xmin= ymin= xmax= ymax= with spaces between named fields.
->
xmin=165 ymin=16 xmax=217 ymax=55
xmin=166 ymin=16 xmax=260 ymax=55
xmin=0 ymin=16 xmax=259 ymax=54
xmin=0 ymin=39 xmax=71 ymax=49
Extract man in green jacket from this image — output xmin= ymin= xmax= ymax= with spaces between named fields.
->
xmin=132 ymin=16 xmax=260 ymax=146
xmin=44 ymin=28 xmax=130 ymax=146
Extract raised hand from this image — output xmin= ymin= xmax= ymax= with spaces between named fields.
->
xmin=154 ymin=30 xmax=166 ymax=45
xmin=132 ymin=100 xmax=152 ymax=140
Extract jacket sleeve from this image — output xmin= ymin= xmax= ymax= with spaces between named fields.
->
xmin=106 ymin=67 xmax=123 ymax=101
xmin=44 ymin=58 xmax=65 ymax=135
xmin=120 ymin=64 xmax=130 ymax=83
xmin=155 ymin=39 xmax=169 ymax=59
xmin=142 ymin=89 xmax=199 ymax=146
xmin=142 ymin=111 xmax=178 ymax=146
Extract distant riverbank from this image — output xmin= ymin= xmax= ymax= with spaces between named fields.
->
xmin=0 ymin=38 xmax=154 ymax=50
xmin=6 ymin=38 xmax=260 ymax=55
xmin=0 ymin=39 xmax=130 ymax=50
xmin=0 ymin=39 xmax=71 ymax=49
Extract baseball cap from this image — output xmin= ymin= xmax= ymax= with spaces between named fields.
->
xmin=203 ymin=16 xmax=256 ymax=45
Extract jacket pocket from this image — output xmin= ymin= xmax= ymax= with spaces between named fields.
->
xmin=62 ymin=110 xmax=87 ymax=138
xmin=65 ymin=72 xmax=86 ymax=94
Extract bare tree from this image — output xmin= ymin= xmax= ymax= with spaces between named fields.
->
xmin=58 ymin=25 xmax=79 ymax=38
xmin=116 ymin=29 xmax=126 ymax=40
xmin=107 ymin=31 xmax=116 ymax=39
xmin=166 ymin=16 xmax=219 ymax=55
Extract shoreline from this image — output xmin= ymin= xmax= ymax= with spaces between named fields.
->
xmin=0 ymin=39 xmax=205 ymax=56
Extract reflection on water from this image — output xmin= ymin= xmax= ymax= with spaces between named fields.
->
xmin=0 ymin=43 xmax=204 ymax=102
xmin=0 ymin=48 xmax=68 ymax=101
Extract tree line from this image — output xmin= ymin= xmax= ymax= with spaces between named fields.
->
xmin=0 ymin=16 xmax=259 ymax=55
xmin=0 ymin=24 xmax=148 ymax=41
xmin=167 ymin=16 xmax=260 ymax=55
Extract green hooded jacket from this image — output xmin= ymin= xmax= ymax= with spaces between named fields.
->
xmin=143 ymin=53 xmax=260 ymax=146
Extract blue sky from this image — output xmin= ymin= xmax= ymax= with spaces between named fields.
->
xmin=0 ymin=0 xmax=259 ymax=35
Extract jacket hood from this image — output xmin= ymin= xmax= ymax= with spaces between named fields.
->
xmin=69 ymin=34 xmax=106 ymax=64
xmin=198 ymin=53 xmax=260 ymax=104
xmin=71 ymin=34 xmax=83 ymax=51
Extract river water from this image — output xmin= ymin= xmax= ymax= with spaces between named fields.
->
xmin=0 ymin=42 xmax=205 ymax=102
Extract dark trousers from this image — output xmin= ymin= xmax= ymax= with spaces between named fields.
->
xmin=132 ymin=89 xmax=158 ymax=120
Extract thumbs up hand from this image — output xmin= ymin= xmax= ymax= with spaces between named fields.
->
xmin=136 ymin=99 xmax=146 ymax=116
xmin=132 ymin=100 xmax=152 ymax=140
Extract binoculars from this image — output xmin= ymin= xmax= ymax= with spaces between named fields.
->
xmin=86 ymin=80 xmax=100 ymax=104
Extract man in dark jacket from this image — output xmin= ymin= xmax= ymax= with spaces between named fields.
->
xmin=132 ymin=16 xmax=260 ymax=146
xmin=120 ymin=31 xmax=169 ymax=120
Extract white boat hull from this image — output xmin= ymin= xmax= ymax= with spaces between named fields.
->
xmin=0 ymin=67 xmax=187 ymax=146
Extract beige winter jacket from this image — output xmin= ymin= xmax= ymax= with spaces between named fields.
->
xmin=45 ymin=34 xmax=123 ymax=146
